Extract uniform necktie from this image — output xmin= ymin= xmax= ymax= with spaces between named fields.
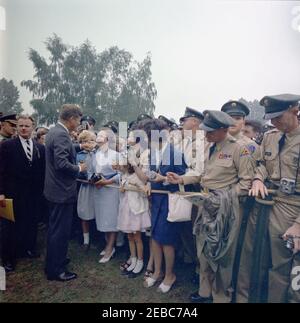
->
xmin=278 ymin=134 xmax=286 ymax=153
xmin=209 ymin=143 xmax=216 ymax=159
xmin=25 ymin=139 xmax=32 ymax=161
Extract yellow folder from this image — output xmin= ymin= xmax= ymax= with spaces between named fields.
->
xmin=0 ymin=199 xmax=15 ymax=222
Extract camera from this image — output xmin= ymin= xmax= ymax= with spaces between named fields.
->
xmin=279 ymin=178 xmax=296 ymax=195
xmin=89 ymin=173 xmax=103 ymax=184
xmin=280 ymin=235 xmax=295 ymax=250
xmin=285 ymin=235 xmax=295 ymax=250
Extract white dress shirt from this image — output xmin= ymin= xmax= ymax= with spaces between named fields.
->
xmin=19 ymin=136 xmax=33 ymax=161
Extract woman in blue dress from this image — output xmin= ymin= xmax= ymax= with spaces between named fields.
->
xmin=93 ymin=128 xmax=120 ymax=263
xmin=76 ymin=130 xmax=97 ymax=251
xmin=141 ymin=119 xmax=187 ymax=293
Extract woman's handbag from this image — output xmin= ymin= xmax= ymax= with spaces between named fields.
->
xmin=167 ymin=190 xmax=193 ymax=222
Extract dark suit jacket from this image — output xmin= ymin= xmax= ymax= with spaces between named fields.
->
xmin=0 ymin=137 xmax=45 ymax=199
xmin=149 ymin=143 xmax=187 ymax=193
xmin=44 ymin=123 xmax=80 ymax=203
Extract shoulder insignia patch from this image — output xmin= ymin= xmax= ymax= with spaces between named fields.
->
xmin=247 ymin=144 xmax=256 ymax=154
xmin=240 ymin=147 xmax=250 ymax=156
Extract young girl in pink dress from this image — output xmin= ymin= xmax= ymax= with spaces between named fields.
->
xmin=117 ymin=162 xmax=151 ymax=278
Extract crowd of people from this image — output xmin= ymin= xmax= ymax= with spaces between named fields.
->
xmin=0 ymin=94 xmax=300 ymax=303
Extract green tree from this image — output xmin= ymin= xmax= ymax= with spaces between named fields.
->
xmin=239 ymin=98 xmax=265 ymax=123
xmin=0 ymin=78 xmax=23 ymax=115
xmin=21 ymin=34 xmax=157 ymax=126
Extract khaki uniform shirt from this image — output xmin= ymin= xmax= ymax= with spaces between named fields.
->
xmin=179 ymin=131 xmax=205 ymax=185
xmin=254 ymin=126 xmax=300 ymax=223
xmin=233 ymin=132 xmax=261 ymax=161
xmin=201 ymin=134 xmax=254 ymax=195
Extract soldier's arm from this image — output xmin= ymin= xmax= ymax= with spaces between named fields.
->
xmin=233 ymin=145 xmax=255 ymax=196
xmin=249 ymin=135 xmax=269 ymax=198
xmin=252 ymin=136 xmax=268 ymax=182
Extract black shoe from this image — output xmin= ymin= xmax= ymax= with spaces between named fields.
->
xmin=3 ymin=263 xmax=15 ymax=273
xmin=190 ymin=292 xmax=213 ymax=303
xmin=25 ymin=250 xmax=40 ymax=259
xmin=47 ymin=271 xmax=77 ymax=282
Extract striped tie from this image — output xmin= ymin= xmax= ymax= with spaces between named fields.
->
xmin=25 ymin=139 xmax=32 ymax=161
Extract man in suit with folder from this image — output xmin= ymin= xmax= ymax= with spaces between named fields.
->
xmin=0 ymin=115 xmax=45 ymax=272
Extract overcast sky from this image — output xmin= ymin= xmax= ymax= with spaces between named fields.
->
xmin=0 ymin=0 xmax=300 ymax=122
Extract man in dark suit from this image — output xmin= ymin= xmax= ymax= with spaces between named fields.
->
xmin=0 ymin=115 xmax=45 ymax=272
xmin=44 ymin=104 xmax=88 ymax=282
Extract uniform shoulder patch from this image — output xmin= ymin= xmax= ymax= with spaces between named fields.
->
xmin=247 ymin=144 xmax=256 ymax=154
xmin=240 ymin=147 xmax=250 ymax=156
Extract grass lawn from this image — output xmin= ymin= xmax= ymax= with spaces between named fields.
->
xmin=1 ymin=228 xmax=197 ymax=303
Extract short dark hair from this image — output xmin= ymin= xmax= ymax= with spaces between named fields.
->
xmin=36 ymin=127 xmax=49 ymax=139
xmin=140 ymin=118 xmax=169 ymax=143
xmin=245 ymin=120 xmax=263 ymax=133
xmin=59 ymin=104 xmax=82 ymax=121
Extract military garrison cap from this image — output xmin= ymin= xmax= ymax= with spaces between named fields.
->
xmin=221 ymin=100 xmax=250 ymax=117
xmin=158 ymin=115 xmax=178 ymax=130
xmin=0 ymin=113 xmax=17 ymax=124
xmin=200 ymin=110 xmax=235 ymax=132
xmin=180 ymin=107 xmax=204 ymax=123
xmin=136 ymin=114 xmax=152 ymax=123
xmin=260 ymin=94 xmax=300 ymax=120
xmin=81 ymin=115 xmax=96 ymax=126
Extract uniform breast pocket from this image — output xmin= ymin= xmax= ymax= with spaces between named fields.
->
xmin=264 ymin=150 xmax=278 ymax=174
xmin=281 ymin=150 xmax=300 ymax=176
xmin=215 ymin=159 xmax=233 ymax=168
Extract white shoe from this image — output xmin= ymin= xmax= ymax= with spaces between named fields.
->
xmin=98 ymin=248 xmax=115 ymax=264
xmin=157 ymin=279 xmax=176 ymax=294
xmin=99 ymin=249 xmax=105 ymax=256
xmin=143 ymin=276 xmax=157 ymax=288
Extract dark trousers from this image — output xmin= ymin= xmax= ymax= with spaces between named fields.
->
xmin=1 ymin=219 xmax=16 ymax=266
xmin=1 ymin=194 xmax=38 ymax=266
xmin=45 ymin=201 xmax=74 ymax=278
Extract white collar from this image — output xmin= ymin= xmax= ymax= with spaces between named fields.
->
xmin=58 ymin=121 xmax=70 ymax=133
xmin=19 ymin=135 xmax=32 ymax=143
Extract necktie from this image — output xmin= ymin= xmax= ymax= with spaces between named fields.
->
xmin=209 ymin=143 xmax=216 ymax=159
xmin=278 ymin=134 xmax=286 ymax=153
xmin=25 ymin=139 xmax=32 ymax=161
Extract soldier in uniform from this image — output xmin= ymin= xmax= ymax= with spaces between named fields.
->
xmin=249 ymin=94 xmax=300 ymax=303
xmin=0 ymin=113 xmax=17 ymax=143
xmin=169 ymin=110 xmax=254 ymax=302
xmin=167 ymin=107 xmax=204 ymax=272
xmin=221 ymin=100 xmax=260 ymax=160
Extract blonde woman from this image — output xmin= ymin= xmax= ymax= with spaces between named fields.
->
xmin=94 ymin=128 xmax=120 ymax=263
